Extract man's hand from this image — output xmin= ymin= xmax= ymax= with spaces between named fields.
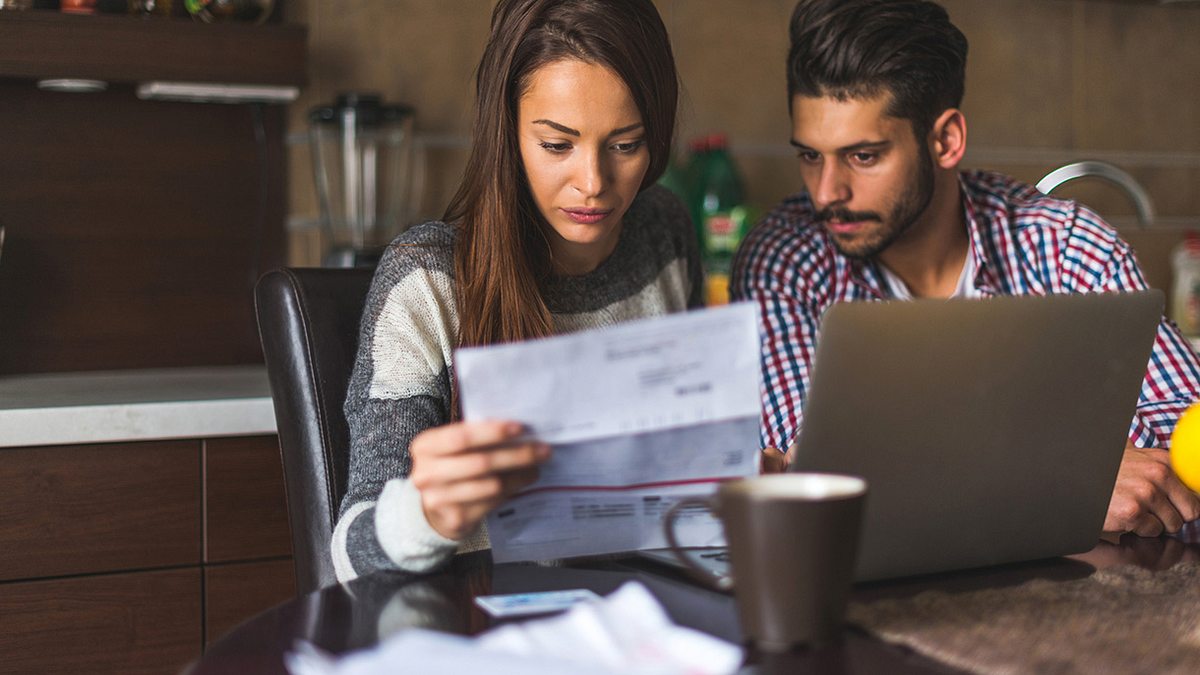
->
xmin=760 ymin=445 xmax=796 ymax=474
xmin=1104 ymin=442 xmax=1200 ymax=536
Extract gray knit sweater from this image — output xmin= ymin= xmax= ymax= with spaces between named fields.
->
xmin=333 ymin=185 xmax=703 ymax=582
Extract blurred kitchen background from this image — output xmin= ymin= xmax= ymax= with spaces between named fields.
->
xmin=0 ymin=2 xmax=1196 ymax=670
xmin=1 ymin=0 xmax=1197 ymax=377
xmin=285 ymin=0 xmax=1200 ymax=305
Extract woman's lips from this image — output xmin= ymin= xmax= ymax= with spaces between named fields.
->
xmin=561 ymin=208 xmax=612 ymax=225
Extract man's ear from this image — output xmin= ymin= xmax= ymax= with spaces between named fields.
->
xmin=930 ymin=108 xmax=967 ymax=170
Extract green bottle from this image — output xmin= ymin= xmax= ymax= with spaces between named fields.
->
xmin=696 ymin=134 xmax=750 ymax=280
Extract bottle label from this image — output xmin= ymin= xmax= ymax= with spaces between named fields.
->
xmin=703 ymin=210 xmax=748 ymax=256
xmin=708 ymin=215 xmax=735 ymax=235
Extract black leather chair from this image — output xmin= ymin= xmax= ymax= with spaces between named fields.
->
xmin=255 ymin=267 xmax=375 ymax=594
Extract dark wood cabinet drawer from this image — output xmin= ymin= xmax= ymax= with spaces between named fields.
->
xmin=204 ymin=435 xmax=292 ymax=562
xmin=204 ymin=558 xmax=296 ymax=647
xmin=0 ymin=440 xmax=202 ymax=582
xmin=0 ymin=567 xmax=202 ymax=675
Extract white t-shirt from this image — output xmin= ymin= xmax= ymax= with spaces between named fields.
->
xmin=879 ymin=253 xmax=980 ymax=300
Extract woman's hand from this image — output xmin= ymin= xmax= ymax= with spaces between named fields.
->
xmin=409 ymin=420 xmax=551 ymax=540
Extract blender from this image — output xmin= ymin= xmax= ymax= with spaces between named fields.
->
xmin=309 ymin=93 xmax=420 ymax=267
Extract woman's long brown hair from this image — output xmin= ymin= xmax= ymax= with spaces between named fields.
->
xmin=444 ymin=0 xmax=679 ymax=350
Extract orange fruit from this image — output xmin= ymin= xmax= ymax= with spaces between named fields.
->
xmin=1169 ymin=403 xmax=1200 ymax=492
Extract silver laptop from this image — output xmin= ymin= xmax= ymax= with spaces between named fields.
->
xmin=641 ymin=291 xmax=1164 ymax=583
xmin=791 ymin=290 xmax=1163 ymax=581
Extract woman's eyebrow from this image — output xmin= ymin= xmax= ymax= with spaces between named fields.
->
xmin=532 ymin=119 xmax=579 ymax=136
xmin=531 ymin=120 xmax=645 ymax=137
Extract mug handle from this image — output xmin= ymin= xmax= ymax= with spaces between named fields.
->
xmin=662 ymin=496 xmax=733 ymax=592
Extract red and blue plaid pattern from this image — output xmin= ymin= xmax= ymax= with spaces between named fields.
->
xmin=731 ymin=170 xmax=1200 ymax=450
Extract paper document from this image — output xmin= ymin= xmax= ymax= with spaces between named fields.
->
xmin=286 ymin=582 xmax=743 ymax=675
xmin=454 ymin=303 xmax=761 ymax=563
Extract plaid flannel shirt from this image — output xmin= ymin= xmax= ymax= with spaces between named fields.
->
xmin=731 ymin=170 xmax=1200 ymax=451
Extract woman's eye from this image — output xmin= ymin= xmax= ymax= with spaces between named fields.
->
xmin=538 ymin=141 xmax=571 ymax=154
xmin=611 ymin=139 xmax=645 ymax=154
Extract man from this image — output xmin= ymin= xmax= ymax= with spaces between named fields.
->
xmin=732 ymin=0 xmax=1200 ymax=536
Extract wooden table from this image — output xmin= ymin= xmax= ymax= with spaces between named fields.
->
xmin=186 ymin=525 xmax=1200 ymax=675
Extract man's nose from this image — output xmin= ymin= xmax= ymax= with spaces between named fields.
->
xmin=812 ymin=161 xmax=850 ymax=208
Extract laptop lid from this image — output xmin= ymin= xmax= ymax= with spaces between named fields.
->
xmin=790 ymin=291 xmax=1164 ymax=582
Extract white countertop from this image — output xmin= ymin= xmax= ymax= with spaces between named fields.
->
xmin=0 ymin=366 xmax=277 ymax=448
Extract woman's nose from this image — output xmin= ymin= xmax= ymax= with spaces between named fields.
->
xmin=571 ymin=149 xmax=607 ymax=198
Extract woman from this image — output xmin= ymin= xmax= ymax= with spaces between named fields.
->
xmin=332 ymin=0 xmax=702 ymax=582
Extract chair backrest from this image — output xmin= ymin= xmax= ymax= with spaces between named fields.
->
xmin=255 ymin=266 xmax=374 ymax=594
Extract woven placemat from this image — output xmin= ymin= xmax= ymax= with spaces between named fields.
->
xmin=848 ymin=563 xmax=1200 ymax=674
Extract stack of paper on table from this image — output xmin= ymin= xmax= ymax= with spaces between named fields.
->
xmin=286 ymin=581 xmax=744 ymax=675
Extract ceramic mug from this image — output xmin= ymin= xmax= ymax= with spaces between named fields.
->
xmin=663 ymin=473 xmax=867 ymax=650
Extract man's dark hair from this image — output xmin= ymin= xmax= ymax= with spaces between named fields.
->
xmin=787 ymin=0 xmax=968 ymax=141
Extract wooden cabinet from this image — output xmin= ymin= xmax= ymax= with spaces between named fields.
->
xmin=0 ymin=569 xmax=202 ymax=675
xmin=0 ymin=12 xmax=307 ymax=375
xmin=0 ymin=440 xmax=201 ymax=582
xmin=205 ymin=436 xmax=292 ymax=563
xmin=202 ymin=436 xmax=297 ymax=647
xmin=204 ymin=558 xmax=296 ymax=647
xmin=0 ymin=434 xmax=294 ymax=674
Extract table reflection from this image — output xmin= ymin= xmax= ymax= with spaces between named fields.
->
xmin=190 ymin=526 xmax=1200 ymax=675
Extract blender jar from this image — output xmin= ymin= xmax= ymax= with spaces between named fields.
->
xmin=309 ymin=93 xmax=419 ymax=267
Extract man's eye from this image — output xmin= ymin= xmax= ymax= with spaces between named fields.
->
xmin=851 ymin=152 xmax=878 ymax=165
xmin=539 ymin=141 xmax=571 ymax=153
xmin=795 ymin=150 xmax=821 ymax=163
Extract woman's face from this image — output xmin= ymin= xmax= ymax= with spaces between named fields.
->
xmin=517 ymin=59 xmax=650 ymax=276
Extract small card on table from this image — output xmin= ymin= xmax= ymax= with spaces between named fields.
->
xmin=473 ymin=589 xmax=602 ymax=618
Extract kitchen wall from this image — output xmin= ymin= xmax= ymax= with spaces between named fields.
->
xmin=0 ymin=15 xmax=300 ymax=374
xmin=282 ymin=0 xmax=1200 ymax=293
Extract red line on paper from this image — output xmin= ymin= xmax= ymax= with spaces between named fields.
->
xmin=514 ymin=476 xmax=732 ymax=497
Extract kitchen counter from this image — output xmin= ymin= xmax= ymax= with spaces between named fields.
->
xmin=0 ymin=366 xmax=276 ymax=448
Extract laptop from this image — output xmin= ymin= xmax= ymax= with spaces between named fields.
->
xmin=641 ymin=290 xmax=1164 ymax=583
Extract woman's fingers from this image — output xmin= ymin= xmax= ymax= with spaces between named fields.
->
xmin=411 ymin=420 xmax=525 ymax=458
xmin=458 ymin=441 xmax=552 ymax=478
xmin=415 ymin=439 xmax=549 ymax=485
xmin=425 ymin=466 xmax=542 ymax=507
xmin=409 ymin=419 xmax=535 ymax=488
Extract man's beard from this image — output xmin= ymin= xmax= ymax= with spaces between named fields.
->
xmin=816 ymin=146 xmax=935 ymax=260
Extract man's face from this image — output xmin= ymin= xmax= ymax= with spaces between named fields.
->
xmin=790 ymin=93 xmax=934 ymax=259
